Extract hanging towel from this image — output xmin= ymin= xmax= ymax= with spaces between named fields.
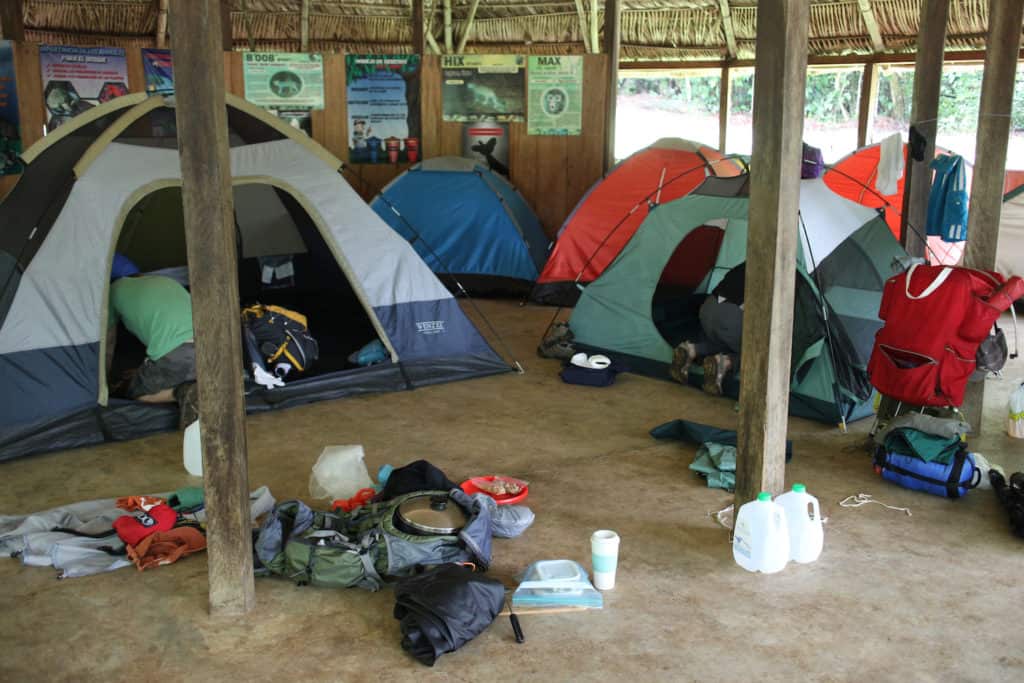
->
xmin=877 ymin=133 xmax=904 ymax=195
xmin=926 ymin=154 xmax=969 ymax=243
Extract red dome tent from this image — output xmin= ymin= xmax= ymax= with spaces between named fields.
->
xmin=824 ymin=141 xmax=965 ymax=265
xmin=530 ymin=138 xmax=745 ymax=306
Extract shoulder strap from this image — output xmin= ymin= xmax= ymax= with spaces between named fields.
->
xmin=904 ymin=264 xmax=954 ymax=300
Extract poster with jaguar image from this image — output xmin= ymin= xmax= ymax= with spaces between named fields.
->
xmin=527 ymin=55 xmax=582 ymax=136
xmin=243 ymin=52 xmax=324 ymax=109
xmin=442 ymin=54 xmax=525 ymax=122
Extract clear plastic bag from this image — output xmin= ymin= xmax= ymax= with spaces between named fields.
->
xmin=1009 ymin=382 xmax=1024 ymax=439
xmin=309 ymin=445 xmax=374 ymax=499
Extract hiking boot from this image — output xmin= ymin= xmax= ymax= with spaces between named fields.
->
xmin=174 ymin=381 xmax=199 ymax=430
xmin=702 ymin=354 xmax=733 ymax=396
xmin=669 ymin=341 xmax=697 ymax=384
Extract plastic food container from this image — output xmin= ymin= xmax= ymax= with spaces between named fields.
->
xmin=460 ymin=475 xmax=529 ymax=505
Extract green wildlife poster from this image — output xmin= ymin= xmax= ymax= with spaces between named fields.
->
xmin=527 ymin=55 xmax=582 ymax=136
xmin=243 ymin=52 xmax=324 ymax=109
xmin=442 ymin=54 xmax=525 ymax=122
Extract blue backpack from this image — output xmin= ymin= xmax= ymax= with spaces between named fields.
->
xmin=873 ymin=447 xmax=981 ymax=499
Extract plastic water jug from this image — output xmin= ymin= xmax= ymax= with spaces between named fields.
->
xmin=775 ymin=483 xmax=823 ymax=564
xmin=183 ymin=420 xmax=203 ymax=476
xmin=732 ymin=492 xmax=789 ymax=573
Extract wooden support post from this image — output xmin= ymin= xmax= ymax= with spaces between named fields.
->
xmin=156 ymin=0 xmax=169 ymax=49
xmin=734 ymin=0 xmax=809 ymax=507
xmin=589 ymin=0 xmax=599 ymax=56
xmin=899 ymin=1 xmax=948 ymax=258
xmin=456 ymin=0 xmax=480 ymax=54
xmin=719 ymin=65 xmax=731 ymax=153
xmin=443 ymin=0 xmax=453 ymax=53
xmin=574 ymin=0 xmax=591 ymax=53
xmin=856 ymin=62 xmax=879 ymax=147
xmin=220 ymin=0 xmax=233 ymax=50
xmin=717 ymin=0 xmax=738 ymax=59
xmin=959 ymin=0 xmax=1024 ymax=432
xmin=412 ymin=0 xmax=425 ymax=54
xmin=300 ymin=0 xmax=310 ymax=52
xmin=603 ymin=0 xmax=621 ymax=171
xmin=169 ymin=0 xmax=254 ymax=616
xmin=0 ymin=0 xmax=25 ymax=42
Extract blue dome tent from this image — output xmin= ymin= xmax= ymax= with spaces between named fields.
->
xmin=371 ymin=157 xmax=549 ymax=294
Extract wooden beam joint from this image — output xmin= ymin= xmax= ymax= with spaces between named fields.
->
xmin=717 ymin=0 xmax=738 ymax=59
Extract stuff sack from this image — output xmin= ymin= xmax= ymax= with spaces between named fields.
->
xmin=241 ymin=304 xmax=319 ymax=373
xmin=254 ymin=490 xmax=492 ymax=591
xmin=873 ymin=447 xmax=980 ymax=499
xmin=1009 ymin=383 xmax=1024 ymax=439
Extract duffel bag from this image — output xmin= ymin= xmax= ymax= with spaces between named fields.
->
xmin=873 ymin=446 xmax=980 ymax=499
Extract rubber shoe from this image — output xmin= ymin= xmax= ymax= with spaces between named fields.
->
xmin=669 ymin=341 xmax=697 ymax=384
xmin=702 ymin=354 xmax=732 ymax=396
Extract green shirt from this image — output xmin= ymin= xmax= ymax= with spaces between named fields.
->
xmin=110 ymin=275 xmax=194 ymax=361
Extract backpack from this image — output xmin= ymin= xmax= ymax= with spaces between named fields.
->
xmin=241 ymin=304 xmax=319 ymax=373
xmin=254 ymin=490 xmax=493 ymax=591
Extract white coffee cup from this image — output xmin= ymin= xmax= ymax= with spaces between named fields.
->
xmin=591 ymin=529 xmax=620 ymax=591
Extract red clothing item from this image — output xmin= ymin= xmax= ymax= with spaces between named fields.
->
xmin=113 ymin=504 xmax=178 ymax=546
xmin=127 ymin=526 xmax=207 ymax=571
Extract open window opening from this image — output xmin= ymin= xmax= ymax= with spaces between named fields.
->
xmin=651 ymin=223 xmax=726 ymax=348
xmin=110 ymin=183 xmax=385 ymax=396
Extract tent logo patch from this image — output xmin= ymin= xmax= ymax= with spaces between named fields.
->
xmin=415 ymin=320 xmax=446 ymax=335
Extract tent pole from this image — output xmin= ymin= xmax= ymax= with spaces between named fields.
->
xmin=734 ymin=0 xmax=809 ymax=506
xmin=899 ymin=0 xmax=948 ymax=258
xmin=959 ymin=0 xmax=1024 ymax=434
xmin=169 ymin=0 xmax=254 ymax=616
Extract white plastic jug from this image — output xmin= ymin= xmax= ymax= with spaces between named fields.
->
xmin=775 ymin=483 xmax=823 ymax=564
xmin=183 ymin=420 xmax=203 ymax=477
xmin=733 ymin=492 xmax=789 ymax=573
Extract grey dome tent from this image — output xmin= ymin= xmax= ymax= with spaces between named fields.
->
xmin=0 ymin=94 xmax=510 ymax=461
xmin=567 ymin=175 xmax=911 ymax=424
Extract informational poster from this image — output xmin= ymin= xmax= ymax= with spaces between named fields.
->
xmin=442 ymin=55 xmax=525 ymax=122
xmin=0 ymin=40 xmax=22 ymax=176
xmin=39 ymin=45 xmax=128 ymax=132
xmin=141 ymin=48 xmax=174 ymax=95
xmin=243 ymin=52 xmax=324 ymax=109
xmin=463 ymin=121 xmax=509 ymax=177
xmin=528 ymin=55 xmax=583 ymax=136
xmin=345 ymin=54 xmax=421 ymax=164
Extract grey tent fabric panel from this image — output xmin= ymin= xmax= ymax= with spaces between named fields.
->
xmin=373 ymin=299 xmax=501 ymax=362
xmin=0 ymin=343 xmax=99 ymax=429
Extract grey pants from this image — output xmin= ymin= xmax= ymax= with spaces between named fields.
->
xmin=696 ymin=297 xmax=743 ymax=367
xmin=128 ymin=342 xmax=196 ymax=398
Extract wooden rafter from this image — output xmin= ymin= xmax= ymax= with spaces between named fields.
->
xmin=573 ymin=0 xmax=591 ymax=53
xmin=857 ymin=0 xmax=886 ymax=53
xmin=0 ymin=0 xmax=25 ymax=41
xmin=300 ymin=0 xmax=310 ymax=52
xmin=424 ymin=0 xmax=442 ymax=55
xmin=456 ymin=0 xmax=480 ymax=54
xmin=443 ymin=0 xmax=453 ymax=53
xmin=717 ymin=0 xmax=738 ymax=59
xmin=155 ymin=0 xmax=168 ymax=48
xmin=589 ymin=0 xmax=599 ymax=56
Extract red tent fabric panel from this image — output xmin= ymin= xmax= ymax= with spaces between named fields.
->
xmin=659 ymin=225 xmax=724 ymax=289
xmin=824 ymin=143 xmax=904 ymax=238
xmin=538 ymin=145 xmax=718 ymax=286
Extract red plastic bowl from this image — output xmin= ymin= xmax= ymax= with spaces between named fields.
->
xmin=460 ymin=476 xmax=529 ymax=505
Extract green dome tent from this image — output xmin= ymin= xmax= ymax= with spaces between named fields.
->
xmin=567 ymin=175 xmax=912 ymax=424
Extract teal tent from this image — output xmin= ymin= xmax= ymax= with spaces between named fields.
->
xmin=568 ymin=175 xmax=911 ymax=424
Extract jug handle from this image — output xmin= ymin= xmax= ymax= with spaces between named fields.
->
xmin=809 ymin=499 xmax=820 ymax=521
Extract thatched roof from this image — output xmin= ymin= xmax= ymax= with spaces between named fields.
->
xmin=18 ymin=0 xmax=1001 ymax=61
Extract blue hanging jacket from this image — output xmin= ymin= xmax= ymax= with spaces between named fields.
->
xmin=926 ymin=154 xmax=969 ymax=243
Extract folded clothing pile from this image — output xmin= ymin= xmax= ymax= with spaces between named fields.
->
xmin=689 ymin=442 xmax=737 ymax=491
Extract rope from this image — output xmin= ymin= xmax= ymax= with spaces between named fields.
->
xmin=838 ymin=493 xmax=912 ymax=516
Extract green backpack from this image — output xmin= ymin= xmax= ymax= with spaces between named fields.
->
xmin=254 ymin=490 xmax=492 ymax=591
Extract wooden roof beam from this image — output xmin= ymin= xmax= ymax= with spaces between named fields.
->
xmin=155 ymin=0 xmax=168 ymax=48
xmin=574 ymin=0 xmax=592 ymax=53
xmin=857 ymin=0 xmax=886 ymax=53
xmin=0 ymin=0 xmax=25 ymax=42
xmin=717 ymin=0 xmax=738 ymax=59
xmin=456 ymin=0 xmax=480 ymax=54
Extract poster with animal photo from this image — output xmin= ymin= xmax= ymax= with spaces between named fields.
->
xmin=463 ymin=121 xmax=509 ymax=177
xmin=0 ymin=40 xmax=22 ymax=176
xmin=442 ymin=55 xmax=525 ymax=122
xmin=141 ymin=48 xmax=174 ymax=95
xmin=243 ymin=52 xmax=324 ymax=109
xmin=527 ymin=55 xmax=582 ymax=136
xmin=39 ymin=45 xmax=128 ymax=133
xmin=345 ymin=55 xmax=421 ymax=164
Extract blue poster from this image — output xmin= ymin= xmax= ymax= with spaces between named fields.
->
xmin=142 ymin=48 xmax=174 ymax=95
xmin=0 ymin=40 xmax=22 ymax=176
xmin=345 ymin=55 xmax=421 ymax=164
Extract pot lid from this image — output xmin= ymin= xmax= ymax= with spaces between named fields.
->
xmin=395 ymin=493 xmax=468 ymax=535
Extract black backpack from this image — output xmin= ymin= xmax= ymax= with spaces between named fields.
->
xmin=241 ymin=304 xmax=319 ymax=373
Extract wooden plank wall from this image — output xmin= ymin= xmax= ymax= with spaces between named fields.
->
xmin=3 ymin=47 xmax=608 ymax=238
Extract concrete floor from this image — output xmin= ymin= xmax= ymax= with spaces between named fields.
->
xmin=2 ymin=300 xmax=1022 ymax=681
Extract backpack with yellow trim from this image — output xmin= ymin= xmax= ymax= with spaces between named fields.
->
xmin=241 ymin=304 xmax=319 ymax=374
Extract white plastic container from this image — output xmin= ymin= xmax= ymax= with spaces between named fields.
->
xmin=732 ymin=492 xmax=789 ymax=573
xmin=183 ymin=419 xmax=203 ymax=476
xmin=775 ymin=483 xmax=824 ymax=564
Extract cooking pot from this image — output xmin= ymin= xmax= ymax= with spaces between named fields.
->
xmin=394 ymin=493 xmax=468 ymax=535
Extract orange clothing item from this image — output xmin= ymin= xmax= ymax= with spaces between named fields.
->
xmin=126 ymin=526 xmax=207 ymax=571
xmin=117 ymin=495 xmax=167 ymax=512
